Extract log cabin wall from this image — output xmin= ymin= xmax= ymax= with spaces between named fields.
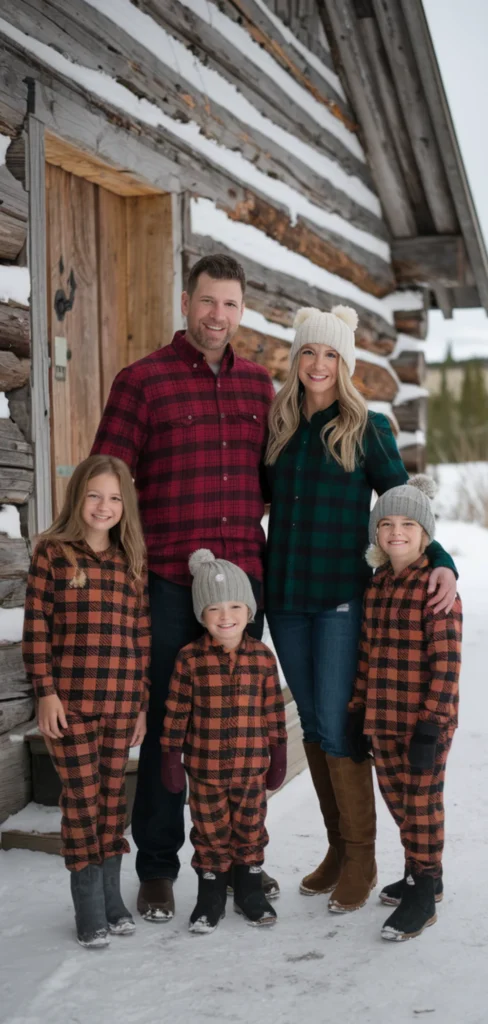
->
xmin=0 ymin=0 xmax=485 ymax=821
xmin=0 ymin=84 xmax=35 ymax=820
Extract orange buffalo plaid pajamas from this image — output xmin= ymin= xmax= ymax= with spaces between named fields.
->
xmin=161 ymin=632 xmax=287 ymax=873
xmin=23 ymin=540 xmax=151 ymax=871
xmin=350 ymin=555 xmax=462 ymax=876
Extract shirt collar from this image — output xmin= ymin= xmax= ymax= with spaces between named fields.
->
xmin=384 ymin=553 xmax=430 ymax=582
xmin=171 ymin=330 xmax=235 ymax=373
xmin=300 ymin=398 xmax=340 ymax=427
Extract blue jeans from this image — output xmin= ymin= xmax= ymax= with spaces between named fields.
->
xmin=132 ymin=574 xmax=264 ymax=882
xmin=267 ymin=600 xmax=362 ymax=758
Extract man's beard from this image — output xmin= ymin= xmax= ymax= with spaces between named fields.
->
xmin=189 ymin=321 xmax=233 ymax=351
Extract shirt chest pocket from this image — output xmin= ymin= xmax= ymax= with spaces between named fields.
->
xmin=229 ymin=409 xmax=266 ymax=450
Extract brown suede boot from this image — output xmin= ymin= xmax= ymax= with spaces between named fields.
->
xmin=326 ymin=755 xmax=377 ymax=913
xmin=300 ymin=742 xmax=345 ymax=895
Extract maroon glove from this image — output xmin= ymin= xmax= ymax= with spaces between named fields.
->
xmin=161 ymin=750 xmax=186 ymax=794
xmin=266 ymin=744 xmax=287 ymax=791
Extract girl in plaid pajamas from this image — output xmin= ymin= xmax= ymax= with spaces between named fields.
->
xmin=23 ymin=455 xmax=151 ymax=949
xmin=348 ymin=475 xmax=462 ymax=941
xmin=161 ymin=549 xmax=287 ymax=934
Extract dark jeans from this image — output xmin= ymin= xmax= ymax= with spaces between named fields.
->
xmin=132 ymin=573 xmax=264 ymax=882
xmin=267 ymin=599 xmax=362 ymax=759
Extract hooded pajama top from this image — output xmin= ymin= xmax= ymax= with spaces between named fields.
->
xmin=22 ymin=540 xmax=151 ymax=717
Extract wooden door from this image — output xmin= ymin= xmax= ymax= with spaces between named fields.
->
xmin=45 ymin=163 xmax=174 ymax=513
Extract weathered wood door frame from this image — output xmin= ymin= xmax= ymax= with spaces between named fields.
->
xmin=29 ymin=124 xmax=183 ymax=520
xmin=27 ymin=115 xmax=52 ymax=536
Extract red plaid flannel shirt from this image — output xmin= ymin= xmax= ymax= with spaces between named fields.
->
xmin=161 ymin=632 xmax=287 ymax=783
xmin=350 ymin=555 xmax=462 ymax=737
xmin=23 ymin=540 xmax=151 ymax=717
xmin=91 ymin=332 xmax=275 ymax=586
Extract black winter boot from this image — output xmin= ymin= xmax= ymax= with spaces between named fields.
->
xmin=381 ymin=873 xmax=437 ymax=941
xmin=70 ymin=864 xmax=110 ymax=949
xmin=380 ymin=870 xmax=443 ymax=907
xmin=102 ymin=855 xmax=135 ymax=935
xmin=233 ymin=865 xmax=277 ymax=926
xmin=189 ymin=870 xmax=228 ymax=934
xmin=227 ymin=865 xmax=280 ymax=900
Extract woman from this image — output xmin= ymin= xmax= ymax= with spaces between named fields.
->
xmin=265 ymin=305 xmax=457 ymax=914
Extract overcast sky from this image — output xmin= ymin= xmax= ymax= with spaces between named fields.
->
xmin=422 ymin=0 xmax=488 ymax=362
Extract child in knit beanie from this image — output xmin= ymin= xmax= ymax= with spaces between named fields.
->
xmin=161 ymin=549 xmax=287 ymax=934
xmin=347 ymin=476 xmax=462 ymax=942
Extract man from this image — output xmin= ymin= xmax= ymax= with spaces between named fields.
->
xmin=91 ymin=254 xmax=276 ymax=921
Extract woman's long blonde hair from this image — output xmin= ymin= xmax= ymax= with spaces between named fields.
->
xmin=265 ymin=353 xmax=368 ymax=472
xmin=40 ymin=454 xmax=146 ymax=589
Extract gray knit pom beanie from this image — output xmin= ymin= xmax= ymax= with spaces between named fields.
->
xmin=189 ymin=549 xmax=257 ymax=625
xmin=367 ymin=475 xmax=437 ymax=566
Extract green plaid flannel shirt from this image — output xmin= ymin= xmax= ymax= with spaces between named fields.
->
xmin=265 ymin=405 xmax=455 ymax=612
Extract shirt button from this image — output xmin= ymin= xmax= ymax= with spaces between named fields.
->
xmin=223 ymin=475 xmax=228 ymax=481
xmin=294 ymin=495 xmax=299 ymax=500
xmin=217 ymin=381 xmax=221 ymax=388
xmin=193 ymin=363 xmax=198 ymax=368
xmin=252 ymin=414 xmax=257 ymax=420
xmin=188 ymin=415 xmax=192 ymax=420
xmin=222 ymin=516 xmax=227 ymax=522
xmin=222 ymin=441 xmax=227 ymax=447
xmin=221 ymin=413 xmax=225 ymax=418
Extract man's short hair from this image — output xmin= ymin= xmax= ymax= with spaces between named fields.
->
xmin=186 ymin=253 xmax=246 ymax=297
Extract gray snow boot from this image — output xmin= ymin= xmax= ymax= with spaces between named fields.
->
xmin=70 ymin=863 xmax=110 ymax=949
xmin=102 ymin=855 xmax=135 ymax=935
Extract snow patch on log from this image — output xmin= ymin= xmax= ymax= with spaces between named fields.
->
xmin=0 ymin=17 xmax=388 ymax=261
xmin=191 ymin=198 xmax=393 ymax=322
xmin=174 ymin=0 xmax=353 ymax=144
xmin=0 ymin=267 xmax=30 ymax=305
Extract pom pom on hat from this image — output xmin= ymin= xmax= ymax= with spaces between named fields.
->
xmin=331 ymin=304 xmax=358 ymax=333
xmin=188 ymin=548 xmax=216 ymax=576
xmin=293 ymin=307 xmax=317 ymax=330
xmin=407 ymin=474 xmax=437 ymax=500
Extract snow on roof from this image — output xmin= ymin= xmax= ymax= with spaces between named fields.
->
xmin=393 ymin=382 xmax=429 ymax=405
xmin=0 ymin=133 xmax=10 ymax=166
xmin=0 ymin=266 xmax=30 ymax=305
xmin=172 ymin=0 xmax=355 ymax=153
xmin=0 ymin=15 xmax=389 ymax=262
xmin=241 ymin=308 xmax=295 ymax=342
xmin=85 ymin=0 xmax=380 ymax=217
xmin=191 ymin=197 xmax=393 ymax=322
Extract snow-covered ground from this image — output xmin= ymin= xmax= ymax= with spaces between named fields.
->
xmin=0 ymin=519 xmax=486 ymax=1024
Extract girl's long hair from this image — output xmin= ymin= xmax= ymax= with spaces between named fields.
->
xmin=40 ymin=455 xmax=146 ymax=588
xmin=265 ymin=352 xmax=369 ymax=472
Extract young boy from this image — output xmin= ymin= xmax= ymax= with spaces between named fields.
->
xmin=161 ymin=549 xmax=287 ymax=934
xmin=347 ymin=476 xmax=462 ymax=942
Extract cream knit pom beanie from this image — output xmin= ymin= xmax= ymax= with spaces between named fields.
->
xmin=289 ymin=305 xmax=359 ymax=376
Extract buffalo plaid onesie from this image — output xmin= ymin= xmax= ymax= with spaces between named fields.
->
xmin=23 ymin=540 xmax=151 ymax=871
xmin=161 ymin=632 xmax=287 ymax=873
xmin=350 ymin=554 xmax=462 ymax=877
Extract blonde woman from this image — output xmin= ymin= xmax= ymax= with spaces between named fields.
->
xmin=264 ymin=306 xmax=457 ymax=914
